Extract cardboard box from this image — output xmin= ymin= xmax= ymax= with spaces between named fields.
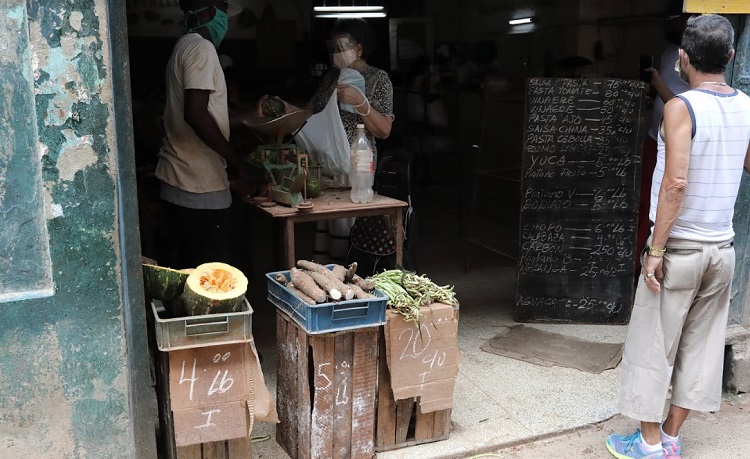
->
xmin=168 ymin=342 xmax=278 ymax=447
xmin=172 ymin=401 xmax=251 ymax=446
xmin=384 ymin=303 xmax=461 ymax=414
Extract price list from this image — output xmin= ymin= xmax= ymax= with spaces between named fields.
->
xmin=516 ymin=78 xmax=646 ymax=324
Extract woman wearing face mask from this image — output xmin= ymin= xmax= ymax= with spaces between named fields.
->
xmin=153 ymin=0 xmax=254 ymax=269
xmin=311 ymin=18 xmax=394 ymax=148
xmin=308 ymin=18 xmax=395 ymax=264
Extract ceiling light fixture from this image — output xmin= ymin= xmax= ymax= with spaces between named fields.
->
xmin=509 ymin=17 xmax=533 ymax=25
xmin=313 ymin=6 xmax=385 ymax=12
xmin=315 ymin=12 xmax=387 ymax=18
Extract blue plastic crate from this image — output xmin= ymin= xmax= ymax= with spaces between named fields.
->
xmin=266 ymin=266 xmax=387 ymax=334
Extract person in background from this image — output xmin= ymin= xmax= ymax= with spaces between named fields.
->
xmin=155 ymin=0 xmax=252 ymax=268
xmin=635 ymin=13 xmax=691 ymax=269
xmin=307 ymin=18 xmax=395 ymax=264
xmin=606 ymin=14 xmax=750 ymax=459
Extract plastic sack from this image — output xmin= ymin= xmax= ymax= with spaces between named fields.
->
xmin=338 ymin=68 xmax=366 ymax=114
xmin=294 ymin=92 xmax=350 ymax=176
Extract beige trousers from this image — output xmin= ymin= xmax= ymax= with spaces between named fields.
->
xmin=618 ymin=238 xmax=735 ymax=422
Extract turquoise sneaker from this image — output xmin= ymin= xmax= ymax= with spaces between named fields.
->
xmin=661 ymin=436 xmax=681 ymax=459
xmin=606 ymin=429 xmax=666 ymax=459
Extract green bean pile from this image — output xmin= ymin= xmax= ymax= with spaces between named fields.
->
xmin=371 ymin=270 xmax=457 ymax=323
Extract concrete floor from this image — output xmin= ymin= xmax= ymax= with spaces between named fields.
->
xmin=250 ymin=270 xmax=628 ymax=459
xmin=246 ymin=195 xmax=639 ymax=458
xmin=245 ymin=195 xmax=750 ymax=459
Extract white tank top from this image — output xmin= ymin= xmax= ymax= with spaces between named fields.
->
xmin=650 ymin=88 xmax=750 ymax=241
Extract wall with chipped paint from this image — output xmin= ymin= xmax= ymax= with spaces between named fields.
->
xmin=729 ymin=16 xmax=750 ymax=326
xmin=0 ymin=0 xmax=154 ymax=456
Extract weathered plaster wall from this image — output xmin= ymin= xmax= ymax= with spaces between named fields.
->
xmin=0 ymin=0 xmax=136 ymax=456
xmin=729 ymin=16 xmax=750 ymax=326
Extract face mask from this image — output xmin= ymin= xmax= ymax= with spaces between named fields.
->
xmin=185 ymin=6 xmax=229 ymax=48
xmin=333 ymin=49 xmax=357 ymax=69
xmin=674 ymin=53 xmax=689 ymax=83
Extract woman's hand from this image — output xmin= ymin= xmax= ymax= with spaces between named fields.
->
xmin=336 ymin=84 xmax=366 ymax=106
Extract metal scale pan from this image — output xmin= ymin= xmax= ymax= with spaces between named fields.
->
xmin=242 ymin=110 xmax=313 ymax=139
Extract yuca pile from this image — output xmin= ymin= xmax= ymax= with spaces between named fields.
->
xmin=277 ymin=261 xmax=376 ymax=304
xmin=371 ymin=270 xmax=457 ymax=324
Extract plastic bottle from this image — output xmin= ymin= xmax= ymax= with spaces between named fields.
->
xmin=349 ymin=124 xmax=374 ymax=203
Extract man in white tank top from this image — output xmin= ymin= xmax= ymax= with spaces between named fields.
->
xmin=607 ymin=15 xmax=750 ymax=459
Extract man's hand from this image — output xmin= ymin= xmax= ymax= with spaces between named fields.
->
xmin=642 ymin=254 xmax=664 ymax=294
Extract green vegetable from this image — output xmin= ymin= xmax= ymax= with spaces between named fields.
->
xmin=261 ymin=95 xmax=285 ymax=118
xmin=306 ymin=178 xmax=322 ymax=198
xmin=142 ymin=263 xmax=191 ymax=302
xmin=371 ymin=270 xmax=456 ymax=324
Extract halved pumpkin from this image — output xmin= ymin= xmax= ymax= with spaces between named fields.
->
xmin=181 ymin=262 xmax=248 ymax=316
xmin=142 ymin=264 xmax=192 ymax=302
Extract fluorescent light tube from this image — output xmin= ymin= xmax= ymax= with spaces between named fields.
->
xmin=313 ymin=6 xmax=385 ymax=12
xmin=509 ymin=17 xmax=533 ymax=25
xmin=315 ymin=12 xmax=387 ymax=18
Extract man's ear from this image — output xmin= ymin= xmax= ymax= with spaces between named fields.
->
xmin=727 ymin=48 xmax=736 ymax=65
xmin=680 ymin=49 xmax=690 ymax=69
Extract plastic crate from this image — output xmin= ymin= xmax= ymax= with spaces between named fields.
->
xmin=266 ymin=267 xmax=387 ymax=334
xmin=151 ymin=298 xmax=253 ymax=351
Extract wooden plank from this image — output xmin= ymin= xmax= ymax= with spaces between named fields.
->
xmin=311 ymin=335 xmax=335 ymax=459
xmin=394 ymin=398 xmax=413 ymax=445
xmin=276 ymin=313 xmax=297 ymax=457
xmin=376 ymin=331 xmax=397 ymax=448
xmin=431 ymin=409 xmax=452 ymax=440
xmin=227 ymin=437 xmax=252 ymax=457
xmin=233 ymin=187 xmax=407 ymax=219
xmin=287 ymin=315 xmax=300 ymax=458
xmin=274 ymin=314 xmax=287 ymax=452
xmin=296 ymin=326 xmax=312 ymax=459
xmin=684 ymin=0 xmax=750 ymax=13
xmin=175 ymin=444 xmax=201 ymax=459
xmin=351 ymin=328 xmax=377 ymax=458
xmin=332 ymin=333 xmax=354 ymax=458
xmin=414 ymin=409 xmax=436 ymax=440
xmin=156 ymin=350 xmax=179 ymax=459
xmin=284 ymin=218 xmax=295 ymax=270
xmin=203 ymin=441 xmax=226 ymax=459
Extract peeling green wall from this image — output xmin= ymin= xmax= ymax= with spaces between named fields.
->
xmin=0 ymin=0 xmax=152 ymax=456
xmin=730 ymin=16 xmax=750 ymax=326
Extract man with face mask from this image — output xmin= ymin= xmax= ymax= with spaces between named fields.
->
xmin=155 ymin=0 xmax=251 ymax=268
xmin=606 ymin=14 xmax=750 ymax=459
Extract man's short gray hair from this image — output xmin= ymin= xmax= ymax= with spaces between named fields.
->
xmin=681 ymin=14 xmax=734 ymax=74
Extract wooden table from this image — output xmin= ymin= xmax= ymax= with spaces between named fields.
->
xmin=234 ymin=184 xmax=408 ymax=269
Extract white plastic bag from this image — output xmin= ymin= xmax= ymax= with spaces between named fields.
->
xmin=294 ymin=92 xmax=350 ymax=176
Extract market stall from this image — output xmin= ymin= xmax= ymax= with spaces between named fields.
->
xmin=266 ymin=261 xmax=461 ymax=458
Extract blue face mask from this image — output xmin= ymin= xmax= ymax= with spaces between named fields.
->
xmin=185 ymin=6 xmax=229 ymax=48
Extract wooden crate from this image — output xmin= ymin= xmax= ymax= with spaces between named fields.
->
xmin=375 ymin=331 xmax=452 ymax=451
xmin=376 ymin=304 xmax=460 ymax=451
xmin=276 ymin=311 xmax=378 ymax=459
xmin=171 ymin=439 xmax=252 ymax=459
xmin=154 ymin=348 xmax=252 ymax=459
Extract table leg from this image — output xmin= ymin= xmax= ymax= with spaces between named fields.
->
xmin=395 ymin=210 xmax=404 ymax=266
xmin=283 ymin=219 xmax=295 ymax=269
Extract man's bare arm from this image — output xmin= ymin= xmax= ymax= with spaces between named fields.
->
xmin=184 ymin=88 xmax=246 ymax=174
xmin=650 ymin=97 xmax=692 ymax=250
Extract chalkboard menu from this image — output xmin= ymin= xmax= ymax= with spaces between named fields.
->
xmin=516 ymin=78 xmax=645 ymax=324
